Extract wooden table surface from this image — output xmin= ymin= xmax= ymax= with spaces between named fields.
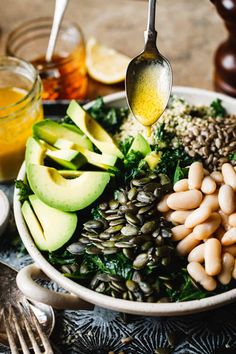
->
xmin=0 ymin=0 xmax=225 ymax=95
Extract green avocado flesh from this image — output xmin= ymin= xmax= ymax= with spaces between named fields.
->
xmin=128 ymin=134 xmax=151 ymax=156
xmin=22 ymin=195 xmax=77 ymax=252
xmin=25 ymin=137 xmax=45 ymax=169
xmin=54 ymin=138 xmax=117 ymax=170
xmin=33 ymin=119 xmax=93 ymax=151
xmin=46 ymin=149 xmax=86 ymax=170
xmin=27 ymin=164 xmax=110 ymax=212
xmin=67 ymin=100 xmax=123 ymax=159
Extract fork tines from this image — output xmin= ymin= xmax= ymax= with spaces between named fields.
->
xmin=1 ymin=302 xmax=53 ymax=354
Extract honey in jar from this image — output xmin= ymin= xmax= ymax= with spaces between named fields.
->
xmin=6 ymin=18 xmax=88 ymax=101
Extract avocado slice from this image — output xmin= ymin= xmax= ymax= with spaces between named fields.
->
xmin=25 ymin=137 xmax=46 ymax=171
xmin=33 ymin=119 xmax=93 ymax=151
xmin=54 ymin=138 xmax=117 ymax=170
xmin=128 ymin=134 xmax=151 ymax=156
xmin=22 ymin=200 xmax=48 ymax=251
xmin=67 ymin=100 xmax=123 ymax=159
xmin=28 ymin=195 xmax=77 ymax=252
xmin=27 ymin=164 xmax=110 ymax=212
xmin=144 ymin=151 xmax=162 ymax=169
xmin=46 ymin=149 xmax=86 ymax=170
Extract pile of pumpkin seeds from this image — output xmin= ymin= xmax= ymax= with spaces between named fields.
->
xmin=66 ymin=172 xmax=178 ymax=302
xmin=156 ymin=97 xmax=236 ymax=170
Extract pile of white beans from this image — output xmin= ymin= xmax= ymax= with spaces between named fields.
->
xmin=157 ymin=161 xmax=236 ymax=291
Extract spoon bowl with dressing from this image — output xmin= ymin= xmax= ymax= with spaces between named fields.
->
xmin=126 ymin=0 xmax=172 ymax=136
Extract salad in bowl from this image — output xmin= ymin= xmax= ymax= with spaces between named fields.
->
xmin=14 ymin=87 xmax=236 ymax=315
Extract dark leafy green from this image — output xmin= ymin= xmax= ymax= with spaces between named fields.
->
xmin=210 ymin=98 xmax=226 ymax=117
xmin=155 ymin=146 xmax=194 ymax=182
xmin=119 ymin=136 xmax=134 ymax=155
xmin=229 ymin=152 xmax=236 ymax=161
xmin=48 ymin=250 xmax=77 ymax=266
xmin=155 ymin=122 xmax=175 ymax=149
xmin=173 ymin=162 xmax=189 ymax=184
xmin=88 ymin=97 xmax=128 ymax=134
xmin=15 ymin=180 xmax=32 ymax=202
xmin=81 ymin=253 xmax=133 ymax=280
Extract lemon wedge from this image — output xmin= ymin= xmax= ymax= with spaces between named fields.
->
xmin=86 ymin=38 xmax=130 ymax=84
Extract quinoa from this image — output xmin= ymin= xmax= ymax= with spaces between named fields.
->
xmin=116 ymin=96 xmax=236 ymax=170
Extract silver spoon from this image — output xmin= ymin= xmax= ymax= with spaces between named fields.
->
xmin=45 ymin=0 xmax=69 ymax=62
xmin=126 ymin=0 xmax=172 ymax=136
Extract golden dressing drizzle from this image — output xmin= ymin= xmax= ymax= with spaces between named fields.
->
xmin=130 ymin=64 xmax=170 ymax=136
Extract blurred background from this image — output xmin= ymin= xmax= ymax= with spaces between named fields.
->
xmin=0 ymin=0 xmax=224 ymax=92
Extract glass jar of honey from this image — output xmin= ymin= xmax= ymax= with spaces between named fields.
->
xmin=6 ymin=18 xmax=88 ymax=100
xmin=0 ymin=56 xmax=43 ymax=182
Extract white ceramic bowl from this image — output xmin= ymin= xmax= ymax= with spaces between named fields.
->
xmin=14 ymin=86 xmax=236 ymax=316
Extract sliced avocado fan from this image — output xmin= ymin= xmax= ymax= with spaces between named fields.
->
xmin=67 ymin=100 xmax=123 ymax=159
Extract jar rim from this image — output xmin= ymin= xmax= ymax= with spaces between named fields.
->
xmin=6 ymin=17 xmax=84 ymax=61
xmin=0 ymin=56 xmax=40 ymax=118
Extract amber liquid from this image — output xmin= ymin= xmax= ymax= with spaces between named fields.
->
xmin=0 ymin=87 xmax=43 ymax=182
xmin=32 ymin=47 xmax=88 ymax=100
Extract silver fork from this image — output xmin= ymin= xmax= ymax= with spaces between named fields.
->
xmin=1 ymin=303 xmax=54 ymax=354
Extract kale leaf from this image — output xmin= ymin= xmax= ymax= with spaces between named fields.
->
xmin=83 ymin=253 xmax=133 ymax=280
xmin=88 ymin=97 xmax=128 ymax=134
xmin=210 ymin=98 xmax=226 ymax=118
xmin=15 ymin=180 xmax=32 ymax=203
xmin=155 ymin=146 xmax=193 ymax=182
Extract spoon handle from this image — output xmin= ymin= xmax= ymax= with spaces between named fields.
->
xmin=144 ymin=0 xmax=157 ymax=47
xmin=45 ymin=0 xmax=69 ymax=62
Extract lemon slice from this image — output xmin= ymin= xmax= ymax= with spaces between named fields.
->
xmin=86 ymin=38 xmax=130 ymax=84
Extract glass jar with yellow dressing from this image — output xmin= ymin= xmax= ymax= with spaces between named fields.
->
xmin=0 ymin=57 xmax=43 ymax=182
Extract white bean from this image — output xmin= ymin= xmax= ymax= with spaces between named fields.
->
xmin=232 ymin=259 xmax=236 ymax=280
xmin=222 ymin=163 xmax=236 ymax=191
xmin=218 ymin=185 xmax=235 ymax=215
xmin=185 ymin=206 xmax=212 ymax=229
xmin=228 ymin=213 xmax=236 ymax=227
xmin=167 ymin=190 xmax=203 ymax=210
xmin=171 ymin=225 xmax=192 ymax=241
xmin=210 ymin=171 xmax=223 ymax=184
xmin=204 ymin=238 xmax=222 ymax=276
xmin=188 ymin=162 xmax=204 ymax=190
xmin=173 ymin=179 xmax=189 ymax=192
xmin=176 ymin=233 xmax=200 ymax=256
xmin=188 ymin=243 xmax=205 ymax=263
xmin=193 ymin=213 xmax=221 ymax=240
xmin=221 ymin=228 xmax=236 ymax=246
xmin=201 ymin=176 xmax=216 ymax=195
xmin=187 ymin=262 xmax=217 ymax=291
xmin=223 ymin=245 xmax=236 ymax=257
xmin=217 ymin=252 xmax=234 ymax=285
xmin=200 ymin=193 xmax=219 ymax=211
xmin=157 ymin=194 xmax=170 ymax=213
xmin=171 ymin=210 xmax=193 ymax=224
